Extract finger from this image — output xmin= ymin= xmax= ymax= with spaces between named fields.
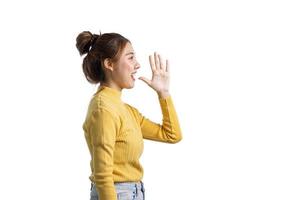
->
xmin=166 ymin=59 xmax=169 ymax=73
xmin=158 ymin=54 xmax=165 ymax=71
xmin=154 ymin=52 xmax=160 ymax=70
xmin=149 ymin=55 xmax=156 ymax=71
xmin=138 ymin=76 xmax=151 ymax=86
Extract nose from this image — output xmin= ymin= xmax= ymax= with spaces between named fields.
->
xmin=135 ymin=62 xmax=141 ymax=70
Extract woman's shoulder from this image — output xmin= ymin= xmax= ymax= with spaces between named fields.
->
xmin=84 ymin=94 xmax=118 ymax=118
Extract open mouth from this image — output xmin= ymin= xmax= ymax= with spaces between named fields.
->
xmin=131 ymin=72 xmax=137 ymax=81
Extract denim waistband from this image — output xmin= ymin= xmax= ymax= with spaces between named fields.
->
xmin=91 ymin=181 xmax=145 ymax=192
xmin=115 ymin=181 xmax=145 ymax=192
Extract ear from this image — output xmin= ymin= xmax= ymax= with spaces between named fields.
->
xmin=103 ymin=58 xmax=114 ymax=71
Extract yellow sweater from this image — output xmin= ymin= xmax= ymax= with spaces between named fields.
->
xmin=82 ymin=85 xmax=182 ymax=200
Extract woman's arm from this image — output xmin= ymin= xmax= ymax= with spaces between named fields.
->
xmin=136 ymin=52 xmax=182 ymax=143
xmin=127 ymin=95 xmax=182 ymax=143
xmin=90 ymin=108 xmax=119 ymax=200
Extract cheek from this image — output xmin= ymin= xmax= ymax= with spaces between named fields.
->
xmin=115 ymin=63 xmax=131 ymax=80
xmin=123 ymin=62 xmax=133 ymax=73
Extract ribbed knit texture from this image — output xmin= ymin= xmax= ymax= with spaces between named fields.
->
xmin=82 ymin=85 xmax=182 ymax=200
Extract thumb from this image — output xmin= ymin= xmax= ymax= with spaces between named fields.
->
xmin=138 ymin=76 xmax=151 ymax=86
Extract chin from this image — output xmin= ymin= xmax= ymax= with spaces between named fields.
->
xmin=125 ymin=82 xmax=135 ymax=89
xmin=122 ymin=79 xmax=135 ymax=89
xmin=127 ymin=85 xmax=134 ymax=89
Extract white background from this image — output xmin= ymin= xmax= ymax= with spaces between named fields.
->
xmin=0 ymin=0 xmax=299 ymax=199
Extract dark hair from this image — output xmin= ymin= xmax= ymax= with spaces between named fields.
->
xmin=76 ymin=31 xmax=130 ymax=84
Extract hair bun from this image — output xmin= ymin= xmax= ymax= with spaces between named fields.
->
xmin=76 ymin=31 xmax=100 ymax=56
xmin=90 ymin=34 xmax=99 ymax=47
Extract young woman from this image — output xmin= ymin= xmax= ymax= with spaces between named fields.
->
xmin=76 ymin=31 xmax=182 ymax=200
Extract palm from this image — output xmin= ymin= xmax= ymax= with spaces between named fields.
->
xmin=139 ymin=52 xmax=170 ymax=93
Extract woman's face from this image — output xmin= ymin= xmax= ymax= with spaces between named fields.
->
xmin=112 ymin=42 xmax=140 ymax=90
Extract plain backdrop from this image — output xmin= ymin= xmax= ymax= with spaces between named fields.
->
xmin=0 ymin=0 xmax=299 ymax=199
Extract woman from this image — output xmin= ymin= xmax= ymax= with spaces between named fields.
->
xmin=76 ymin=31 xmax=182 ymax=200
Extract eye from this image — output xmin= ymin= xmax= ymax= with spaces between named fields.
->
xmin=129 ymin=56 xmax=134 ymax=60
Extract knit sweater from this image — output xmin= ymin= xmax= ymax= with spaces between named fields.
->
xmin=82 ymin=85 xmax=182 ymax=200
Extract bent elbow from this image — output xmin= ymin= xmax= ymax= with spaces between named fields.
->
xmin=169 ymin=133 xmax=182 ymax=144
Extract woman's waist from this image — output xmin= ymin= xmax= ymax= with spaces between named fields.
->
xmin=91 ymin=180 xmax=145 ymax=192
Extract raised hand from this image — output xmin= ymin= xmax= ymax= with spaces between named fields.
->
xmin=138 ymin=52 xmax=170 ymax=98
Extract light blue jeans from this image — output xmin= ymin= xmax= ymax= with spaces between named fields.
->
xmin=90 ymin=181 xmax=145 ymax=200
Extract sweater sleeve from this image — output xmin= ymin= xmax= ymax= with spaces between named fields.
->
xmin=90 ymin=108 xmax=119 ymax=200
xmin=131 ymin=95 xmax=182 ymax=143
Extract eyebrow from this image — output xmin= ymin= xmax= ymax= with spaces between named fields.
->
xmin=125 ymin=52 xmax=135 ymax=56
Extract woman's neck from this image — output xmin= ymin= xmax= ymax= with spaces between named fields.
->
xmin=100 ymin=81 xmax=122 ymax=92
